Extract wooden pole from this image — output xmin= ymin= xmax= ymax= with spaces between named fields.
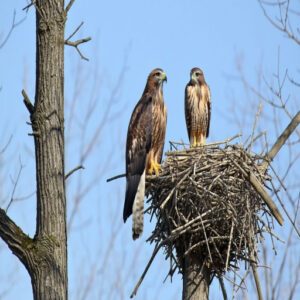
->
xmin=182 ymin=255 xmax=210 ymax=300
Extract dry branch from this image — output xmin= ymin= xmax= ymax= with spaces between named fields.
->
xmin=65 ymin=23 xmax=91 ymax=61
xmin=106 ymin=173 xmax=126 ymax=182
xmin=262 ymin=111 xmax=300 ymax=170
xmin=65 ymin=165 xmax=84 ymax=180
xmin=22 ymin=89 xmax=34 ymax=115
xmin=0 ymin=10 xmax=25 ymax=49
xmin=65 ymin=0 xmax=76 ymax=13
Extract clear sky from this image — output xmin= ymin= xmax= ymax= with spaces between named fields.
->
xmin=0 ymin=0 xmax=299 ymax=299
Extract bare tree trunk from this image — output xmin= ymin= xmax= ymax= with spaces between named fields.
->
xmin=31 ymin=0 xmax=67 ymax=298
xmin=182 ymin=255 xmax=210 ymax=300
xmin=0 ymin=1 xmax=67 ymax=299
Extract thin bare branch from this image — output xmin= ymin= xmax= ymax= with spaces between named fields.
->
xmin=22 ymin=89 xmax=34 ymax=114
xmin=0 ymin=10 xmax=25 ymax=49
xmin=248 ymin=102 xmax=263 ymax=153
xmin=65 ymin=38 xmax=91 ymax=61
xmin=0 ymin=135 xmax=13 ymax=154
xmin=66 ymin=22 xmax=84 ymax=41
xmin=65 ymin=0 xmax=76 ymax=13
xmin=65 ymin=23 xmax=91 ymax=61
xmin=270 ymin=179 xmax=300 ymax=237
xmin=130 ymin=244 xmax=162 ymax=298
xmin=106 ymin=173 xmax=126 ymax=182
xmin=23 ymin=1 xmax=35 ymax=12
xmin=258 ymin=0 xmax=300 ymax=45
xmin=65 ymin=165 xmax=84 ymax=180
xmin=6 ymin=159 xmax=24 ymax=212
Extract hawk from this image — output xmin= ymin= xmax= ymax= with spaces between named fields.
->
xmin=185 ymin=67 xmax=211 ymax=147
xmin=123 ymin=68 xmax=167 ymax=240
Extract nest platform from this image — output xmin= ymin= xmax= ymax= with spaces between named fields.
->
xmin=146 ymin=141 xmax=276 ymax=276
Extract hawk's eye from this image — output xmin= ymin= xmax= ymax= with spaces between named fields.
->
xmin=155 ymin=72 xmax=161 ymax=77
xmin=195 ymin=72 xmax=200 ymax=76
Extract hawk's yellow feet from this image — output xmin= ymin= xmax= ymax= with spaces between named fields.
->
xmin=191 ymin=134 xmax=197 ymax=148
xmin=148 ymin=160 xmax=162 ymax=176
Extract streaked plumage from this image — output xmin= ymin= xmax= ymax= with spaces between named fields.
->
xmin=185 ymin=68 xmax=211 ymax=147
xmin=124 ymin=68 xmax=167 ymax=240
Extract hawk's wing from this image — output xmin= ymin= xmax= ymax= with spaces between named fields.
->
xmin=123 ymin=94 xmax=152 ymax=222
xmin=155 ymin=106 xmax=167 ymax=164
xmin=206 ymin=86 xmax=211 ymax=138
xmin=184 ymin=83 xmax=194 ymax=142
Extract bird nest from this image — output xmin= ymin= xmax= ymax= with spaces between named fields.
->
xmin=145 ymin=139 xmax=277 ymax=277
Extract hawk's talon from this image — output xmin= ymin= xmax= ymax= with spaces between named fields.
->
xmin=148 ymin=160 xmax=161 ymax=176
xmin=153 ymin=162 xmax=161 ymax=176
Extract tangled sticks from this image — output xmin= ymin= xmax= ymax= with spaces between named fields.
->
xmin=146 ymin=143 xmax=279 ymax=279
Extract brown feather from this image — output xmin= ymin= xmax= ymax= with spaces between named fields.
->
xmin=185 ymin=68 xmax=211 ymax=146
xmin=124 ymin=68 xmax=167 ymax=239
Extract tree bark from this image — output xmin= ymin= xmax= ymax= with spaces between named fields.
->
xmin=0 ymin=1 xmax=67 ymax=299
xmin=182 ymin=255 xmax=210 ymax=300
xmin=31 ymin=1 xmax=67 ymax=298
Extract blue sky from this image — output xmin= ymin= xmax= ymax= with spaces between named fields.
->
xmin=0 ymin=0 xmax=299 ymax=299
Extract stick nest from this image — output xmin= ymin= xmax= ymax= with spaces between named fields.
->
xmin=146 ymin=142 xmax=274 ymax=276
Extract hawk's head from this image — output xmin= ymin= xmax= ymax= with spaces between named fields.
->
xmin=190 ymin=67 xmax=205 ymax=85
xmin=148 ymin=68 xmax=167 ymax=88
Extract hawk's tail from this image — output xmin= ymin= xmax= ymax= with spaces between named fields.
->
xmin=132 ymin=170 xmax=145 ymax=240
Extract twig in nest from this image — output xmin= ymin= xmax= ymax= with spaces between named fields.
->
xmin=224 ymin=152 xmax=283 ymax=225
xmin=160 ymin=170 xmax=191 ymax=209
xmin=225 ymin=220 xmax=234 ymax=271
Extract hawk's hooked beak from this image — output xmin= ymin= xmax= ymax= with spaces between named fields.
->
xmin=191 ymin=72 xmax=197 ymax=82
xmin=162 ymin=72 xmax=167 ymax=83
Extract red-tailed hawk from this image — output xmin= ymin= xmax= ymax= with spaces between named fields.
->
xmin=123 ymin=68 xmax=167 ymax=239
xmin=185 ymin=67 xmax=211 ymax=147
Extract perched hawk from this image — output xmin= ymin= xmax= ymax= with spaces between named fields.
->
xmin=123 ymin=68 xmax=167 ymax=240
xmin=185 ymin=68 xmax=211 ymax=147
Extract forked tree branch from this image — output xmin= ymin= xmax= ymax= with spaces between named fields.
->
xmin=0 ymin=208 xmax=32 ymax=264
xmin=65 ymin=38 xmax=91 ymax=60
xmin=65 ymin=22 xmax=91 ymax=61
xmin=258 ymin=0 xmax=300 ymax=46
